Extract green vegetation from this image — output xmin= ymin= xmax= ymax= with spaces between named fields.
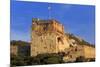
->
xmin=11 ymin=53 xmax=95 ymax=66
xmin=11 ymin=40 xmax=30 ymax=56
xmin=10 ymin=40 xmax=30 ymax=46
xmin=10 ymin=38 xmax=95 ymax=66
xmin=11 ymin=53 xmax=64 ymax=66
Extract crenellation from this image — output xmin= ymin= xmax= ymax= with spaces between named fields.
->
xmin=32 ymin=19 xmax=64 ymax=34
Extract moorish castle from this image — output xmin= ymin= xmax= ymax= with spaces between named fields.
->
xmin=31 ymin=18 xmax=70 ymax=56
xmin=11 ymin=18 xmax=95 ymax=62
xmin=31 ymin=18 xmax=95 ymax=61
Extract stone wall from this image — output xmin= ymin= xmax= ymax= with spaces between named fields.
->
xmin=10 ymin=45 xmax=18 ymax=56
xmin=83 ymin=45 xmax=95 ymax=59
xmin=32 ymin=19 xmax=64 ymax=34
xmin=31 ymin=18 xmax=95 ymax=60
xmin=31 ymin=19 xmax=70 ymax=56
xmin=31 ymin=31 xmax=70 ymax=56
xmin=56 ymin=35 xmax=70 ymax=52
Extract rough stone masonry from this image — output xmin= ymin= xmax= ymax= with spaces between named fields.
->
xmin=31 ymin=18 xmax=95 ymax=61
xmin=31 ymin=18 xmax=70 ymax=56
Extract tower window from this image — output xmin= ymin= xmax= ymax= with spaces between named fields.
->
xmin=57 ymin=37 xmax=63 ymax=44
xmin=57 ymin=37 xmax=61 ymax=43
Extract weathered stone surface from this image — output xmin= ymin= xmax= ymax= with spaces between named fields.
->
xmin=10 ymin=41 xmax=30 ymax=56
xmin=31 ymin=19 xmax=70 ymax=56
xmin=10 ymin=18 xmax=95 ymax=63
xmin=31 ymin=19 xmax=95 ymax=61
xmin=10 ymin=45 xmax=18 ymax=56
xmin=83 ymin=45 xmax=95 ymax=58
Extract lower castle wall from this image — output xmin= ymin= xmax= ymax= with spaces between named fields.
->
xmin=31 ymin=32 xmax=58 ymax=56
xmin=83 ymin=45 xmax=95 ymax=59
xmin=31 ymin=32 xmax=70 ymax=57
xmin=11 ymin=45 xmax=18 ymax=56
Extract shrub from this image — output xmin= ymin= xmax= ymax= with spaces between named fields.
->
xmin=75 ymin=56 xmax=85 ymax=62
xmin=11 ymin=53 xmax=64 ymax=66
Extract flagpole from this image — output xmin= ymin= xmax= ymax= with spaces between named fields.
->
xmin=48 ymin=4 xmax=51 ymax=20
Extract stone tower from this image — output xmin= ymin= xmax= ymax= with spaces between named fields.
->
xmin=31 ymin=18 xmax=70 ymax=56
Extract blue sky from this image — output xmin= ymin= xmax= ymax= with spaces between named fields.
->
xmin=10 ymin=0 xmax=95 ymax=44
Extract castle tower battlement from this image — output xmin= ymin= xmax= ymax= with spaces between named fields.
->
xmin=32 ymin=18 xmax=64 ymax=34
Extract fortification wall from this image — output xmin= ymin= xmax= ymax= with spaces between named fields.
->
xmin=51 ymin=20 xmax=64 ymax=34
xmin=83 ymin=45 xmax=95 ymax=59
xmin=31 ymin=32 xmax=57 ymax=56
xmin=31 ymin=19 xmax=70 ymax=56
xmin=56 ymin=35 xmax=70 ymax=52
xmin=32 ymin=19 xmax=64 ymax=34
xmin=10 ymin=45 xmax=18 ymax=56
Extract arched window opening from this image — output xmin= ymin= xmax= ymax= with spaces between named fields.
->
xmin=57 ymin=37 xmax=64 ymax=44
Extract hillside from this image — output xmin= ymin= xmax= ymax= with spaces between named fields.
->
xmin=10 ymin=40 xmax=30 ymax=46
